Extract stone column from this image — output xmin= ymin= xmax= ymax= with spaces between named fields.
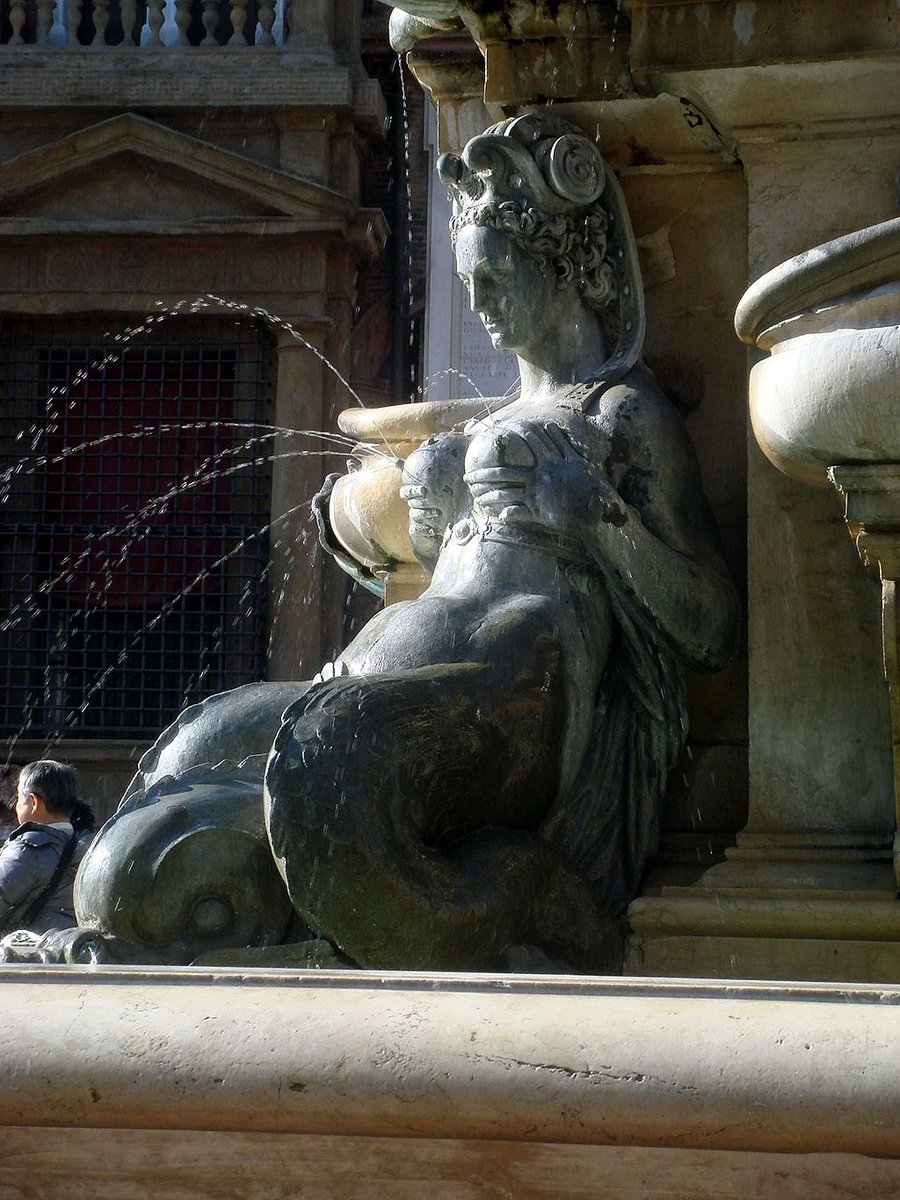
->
xmin=726 ymin=127 xmax=898 ymax=889
xmin=728 ymin=90 xmax=895 ymax=875
xmin=624 ymin=4 xmax=900 ymax=979
xmin=620 ymin=7 xmax=900 ymax=871
xmin=268 ymin=319 xmax=334 ymax=681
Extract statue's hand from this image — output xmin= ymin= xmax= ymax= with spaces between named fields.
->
xmin=464 ymin=421 xmax=626 ymax=539
xmin=399 ymin=432 xmax=468 ymax=540
xmin=400 ymin=431 xmax=471 ymax=571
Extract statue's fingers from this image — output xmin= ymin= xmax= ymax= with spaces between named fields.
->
xmin=518 ymin=424 xmax=565 ymax=460
xmin=546 ymin=421 xmax=596 ymax=461
xmin=497 ymin=503 xmax=534 ymax=526
xmin=399 ymin=484 xmax=427 ymax=501
xmin=409 ymin=506 xmax=444 ymax=524
xmin=464 ymin=466 xmax=531 ymax=492
xmin=521 ymin=422 xmax=584 ymax=463
xmin=541 ymin=422 xmax=578 ymax=457
xmin=473 ymin=486 xmax=528 ymax=514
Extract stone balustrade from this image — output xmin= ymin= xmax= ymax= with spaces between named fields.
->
xmin=1 ymin=0 xmax=296 ymax=47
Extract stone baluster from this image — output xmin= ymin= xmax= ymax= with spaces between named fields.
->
xmin=159 ymin=0 xmax=179 ymax=44
xmin=141 ymin=0 xmax=179 ymax=44
xmin=8 ymin=0 xmax=27 ymax=43
xmin=281 ymin=0 xmax=293 ymax=44
xmin=35 ymin=0 xmax=55 ymax=43
xmin=68 ymin=0 xmax=83 ymax=44
xmin=49 ymin=0 xmax=69 ymax=43
xmin=174 ymin=0 xmax=191 ymax=44
xmin=119 ymin=0 xmax=137 ymax=43
xmin=271 ymin=0 xmax=285 ymax=45
xmin=141 ymin=0 xmax=164 ymax=45
xmin=256 ymin=0 xmax=275 ymax=45
xmin=228 ymin=0 xmax=248 ymax=44
xmin=92 ymin=0 xmax=110 ymax=44
xmin=200 ymin=0 xmax=219 ymax=45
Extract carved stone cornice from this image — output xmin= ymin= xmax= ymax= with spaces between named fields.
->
xmin=621 ymin=0 xmax=900 ymax=146
xmin=0 ymin=113 xmax=388 ymax=270
xmin=387 ymin=0 xmax=634 ymax=106
xmin=387 ymin=2 xmax=741 ymax=167
xmin=0 ymin=113 xmax=355 ymax=220
xmin=0 ymin=48 xmax=384 ymax=123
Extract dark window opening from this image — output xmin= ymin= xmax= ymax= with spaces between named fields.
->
xmin=0 ymin=315 xmax=274 ymax=738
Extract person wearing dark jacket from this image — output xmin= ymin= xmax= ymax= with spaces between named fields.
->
xmin=0 ymin=760 xmax=95 ymax=935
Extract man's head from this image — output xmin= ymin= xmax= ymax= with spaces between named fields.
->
xmin=16 ymin=760 xmax=80 ymax=826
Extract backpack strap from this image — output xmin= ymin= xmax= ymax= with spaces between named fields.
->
xmin=14 ymin=828 xmax=79 ymax=931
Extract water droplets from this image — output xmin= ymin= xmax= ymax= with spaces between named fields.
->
xmin=1 ymin=299 xmax=383 ymax=744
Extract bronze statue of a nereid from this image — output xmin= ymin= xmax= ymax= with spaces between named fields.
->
xmin=34 ymin=115 xmax=738 ymax=973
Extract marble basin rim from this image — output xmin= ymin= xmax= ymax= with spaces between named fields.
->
xmin=735 ymin=215 xmax=900 ymax=488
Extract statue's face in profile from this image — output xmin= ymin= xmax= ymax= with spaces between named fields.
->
xmin=454 ymin=223 xmax=554 ymax=358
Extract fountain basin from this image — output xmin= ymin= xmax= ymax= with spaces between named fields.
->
xmin=0 ymin=968 xmax=898 ymax=1198
xmin=735 ymin=217 xmax=900 ymax=487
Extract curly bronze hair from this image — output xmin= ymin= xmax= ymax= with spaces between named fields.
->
xmin=450 ymin=198 xmax=618 ymax=315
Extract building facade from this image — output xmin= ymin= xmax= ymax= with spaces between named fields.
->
xmin=0 ymin=0 xmax=408 ymax=816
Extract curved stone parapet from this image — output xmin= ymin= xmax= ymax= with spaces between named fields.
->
xmin=0 ymin=968 xmax=897 ymax=1152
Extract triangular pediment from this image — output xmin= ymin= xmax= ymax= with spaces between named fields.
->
xmin=0 ymin=113 xmax=357 ymax=227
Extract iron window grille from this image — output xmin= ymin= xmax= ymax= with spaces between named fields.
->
xmin=0 ymin=314 xmax=274 ymax=738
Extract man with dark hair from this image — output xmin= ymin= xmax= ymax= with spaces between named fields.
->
xmin=0 ymin=760 xmax=95 ymax=934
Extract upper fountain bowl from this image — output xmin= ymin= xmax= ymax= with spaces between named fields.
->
xmin=735 ymin=216 xmax=900 ymax=487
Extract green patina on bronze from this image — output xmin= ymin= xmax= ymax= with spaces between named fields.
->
xmin=37 ymin=114 xmax=737 ymax=973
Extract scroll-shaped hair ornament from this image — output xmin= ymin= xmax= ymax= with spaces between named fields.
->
xmin=438 ymin=114 xmax=646 ymax=409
